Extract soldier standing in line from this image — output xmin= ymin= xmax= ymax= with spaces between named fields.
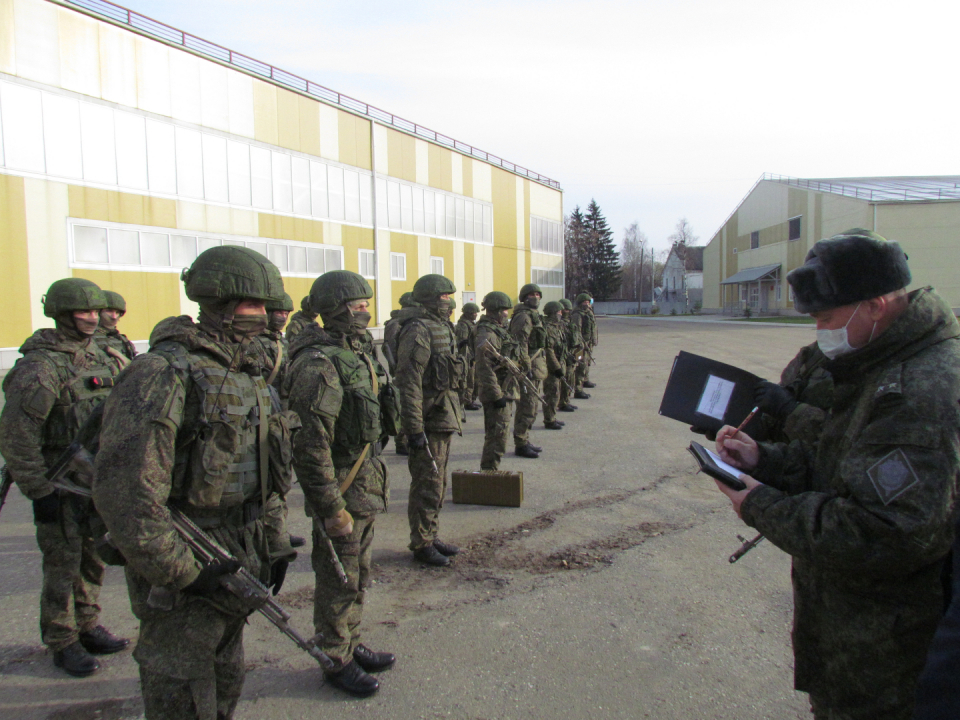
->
xmin=0 ymin=278 xmax=130 ymax=677
xmin=285 ymin=294 xmax=319 ymax=343
xmin=93 ymin=247 xmax=298 ymax=720
xmin=284 ymin=271 xmax=398 ymax=698
xmin=474 ymin=291 xmax=520 ymax=471
xmin=541 ymin=301 xmax=567 ymax=431
xmin=714 ymin=230 xmax=960 ymax=720
xmin=456 ymin=302 xmax=481 ymax=411
xmin=571 ymin=293 xmax=597 ymax=398
xmin=558 ymin=298 xmax=579 ymax=413
xmin=394 ymin=274 xmax=464 ymax=567
xmin=383 ymin=292 xmax=418 ymax=456
xmin=96 ymin=290 xmax=138 ymax=368
xmin=510 ymin=283 xmax=546 ymax=459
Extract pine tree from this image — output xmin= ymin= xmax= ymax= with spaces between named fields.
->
xmin=583 ymin=200 xmax=621 ymax=300
xmin=564 ymin=206 xmax=588 ymax=299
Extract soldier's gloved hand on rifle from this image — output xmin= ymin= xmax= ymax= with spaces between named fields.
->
xmin=269 ymin=558 xmax=290 ymax=596
xmin=32 ymin=490 xmax=60 ymax=524
xmin=754 ymin=380 xmax=798 ymax=420
xmin=324 ymin=508 xmax=354 ymax=538
xmin=493 ymin=397 xmax=509 ymax=409
xmin=183 ymin=558 xmax=242 ymax=596
xmin=689 ymin=426 xmax=718 ymax=442
xmin=408 ymin=431 xmax=428 ymax=450
xmin=553 ymin=369 xmax=564 ymax=379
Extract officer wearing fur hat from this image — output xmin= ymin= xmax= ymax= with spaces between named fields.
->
xmin=713 ymin=229 xmax=960 ymax=720
xmin=475 ymin=291 xmax=521 ymax=470
xmin=558 ymin=298 xmax=580 ymax=412
xmin=541 ymin=301 xmax=567 ymax=430
xmin=394 ymin=274 xmax=465 ymax=567
xmin=285 ymin=295 xmax=319 ymax=343
xmin=95 ymin=290 xmax=137 ymax=368
xmin=510 ymin=283 xmax=547 ymax=458
xmin=283 ymin=270 xmax=398 ymax=697
xmin=571 ymin=292 xmax=597 ymax=396
xmin=0 ymin=279 xmax=130 ymax=677
xmin=456 ymin=302 xmax=481 ymax=411
xmin=93 ymin=247 xmax=297 ymax=719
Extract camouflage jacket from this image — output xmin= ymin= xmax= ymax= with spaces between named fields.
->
xmin=509 ymin=304 xmax=548 ymax=380
xmin=564 ymin=315 xmax=585 ymax=363
xmin=0 ymin=329 xmax=118 ymax=499
xmin=95 ymin=327 xmax=137 ymax=368
xmin=92 ymin=317 xmax=293 ymax=601
xmin=474 ymin=315 xmax=520 ymax=404
xmin=382 ymin=315 xmax=401 ymax=374
xmin=760 ymin=341 xmax=833 ymax=445
xmin=254 ymin=329 xmax=289 ymax=391
xmin=743 ymin=288 xmax=960 ymax=705
xmin=571 ymin=306 xmax=598 ymax=347
xmin=284 ymin=325 xmax=390 ymax=518
xmin=285 ymin=310 xmax=317 ymax=344
xmin=544 ymin=316 xmax=567 ymax=374
xmin=394 ymin=306 xmax=464 ymax=435
xmin=455 ymin=316 xmax=477 ymax=362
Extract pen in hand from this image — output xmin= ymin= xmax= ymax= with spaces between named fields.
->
xmin=734 ymin=406 xmax=759 ymax=435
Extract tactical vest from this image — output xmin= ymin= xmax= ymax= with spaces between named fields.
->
xmin=153 ymin=341 xmax=277 ymax=512
xmin=514 ymin=306 xmax=546 ymax=352
xmin=402 ymin=312 xmax=463 ymax=392
xmin=545 ymin=318 xmax=567 ymax=362
xmin=478 ymin=317 xmax=520 ymax=361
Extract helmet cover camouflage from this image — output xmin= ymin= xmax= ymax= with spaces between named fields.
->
xmin=543 ymin=301 xmax=562 ymax=315
xmin=181 ymin=246 xmax=283 ymax=305
xmin=559 ymin=298 xmax=573 ymax=310
xmin=519 ymin=283 xmax=543 ymax=301
xmin=482 ymin=291 xmax=513 ymax=311
xmin=267 ymin=292 xmax=294 ymax=313
xmin=412 ymin=274 xmax=456 ymax=303
xmin=310 ymin=270 xmax=373 ymax=316
xmin=462 ymin=302 xmax=480 ymax=314
xmin=42 ymin=278 xmax=107 ymax=318
xmin=103 ymin=290 xmax=126 ymax=314
xmin=575 ymin=292 xmax=592 ymax=305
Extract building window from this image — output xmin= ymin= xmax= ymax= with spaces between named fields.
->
xmin=531 ymin=267 xmax=563 ymax=287
xmin=776 ymin=283 xmax=782 ymax=301
xmin=359 ymin=249 xmax=375 ymax=279
xmin=531 ymin=216 xmax=564 ymax=254
xmin=390 ymin=252 xmax=406 ymax=281
xmin=789 ymin=216 xmax=801 ymax=241
xmin=430 ymin=256 xmax=444 ymax=276
xmin=750 ymin=231 xmax=759 ymax=249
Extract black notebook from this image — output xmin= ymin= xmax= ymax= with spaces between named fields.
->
xmin=687 ymin=441 xmax=747 ymax=491
xmin=659 ymin=351 xmax=762 ymax=435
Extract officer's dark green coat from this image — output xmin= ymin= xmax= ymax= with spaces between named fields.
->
xmin=761 ymin=341 xmax=833 ymax=445
xmin=743 ymin=288 xmax=960 ymax=716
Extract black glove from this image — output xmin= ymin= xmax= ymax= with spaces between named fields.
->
xmin=754 ymin=380 xmax=798 ymax=420
xmin=689 ymin=426 xmax=717 ymax=442
xmin=553 ymin=369 xmax=565 ymax=378
xmin=33 ymin=491 xmax=60 ymax=524
xmin=493 ymin=397 xmax=509 ymax=409
xmin=269 ymin=558 xmax=290 ymax=596
xmin=183 ymin=559 xmax=242 ymax=596
xmin=408 ymin=431 xmax=428 ymax=450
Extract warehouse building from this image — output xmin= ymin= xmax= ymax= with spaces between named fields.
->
xmin=702 ymin=174 xmax=960 ymax=315
xmin=0 ymin=0 xmax=564 ymax=364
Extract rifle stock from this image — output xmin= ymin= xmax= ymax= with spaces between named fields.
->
xmin=477 ymin=340 xmax=546 ymax=405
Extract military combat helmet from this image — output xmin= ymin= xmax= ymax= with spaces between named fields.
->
xmin=559 ymin=298 xmax=573 ymax=310
xmin=482 ymin=291 xmax=513 ymax=311
xmin=399 ymin=292 xmax=418 ymax=308
xmin=267 ymin=292 xmax=295 ymax=313
xmin=310 ymin=270 xmax=373 ymax=316
xmin=182 ymin=246 xmax=283 ymax=305
xmin=575 ymin=292 xmax=592 ymax=305
xmin=519 ymin=283 xmax=543 ymax=301
xmin=543 ymin=301 xmax=562 ymax=315
xmin=463 ymin=302 xmax=480 ymax=314
xmin=412 ymin=274 xmax=456 ymax=303
xmin=300 ymin=295 xmax=312 ymax=312
xmin=103 ymin=290 xmax=126 ymax=314
xmin=42 ymin=278 xmax=107 ymax=318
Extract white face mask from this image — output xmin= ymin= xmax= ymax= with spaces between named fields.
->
xmin=817 ymin=303 xmax=875 ymax=359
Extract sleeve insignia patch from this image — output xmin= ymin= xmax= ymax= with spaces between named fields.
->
xmin=866 ymin=448 xmax=920 ymax=505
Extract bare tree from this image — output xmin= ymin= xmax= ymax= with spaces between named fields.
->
xmin=667 ymin=217 xmax=699 ymax=268
xmin=620 ymin=222 xmax=648 ymax=301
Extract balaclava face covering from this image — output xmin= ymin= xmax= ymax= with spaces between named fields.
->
xmin=199 ymin=300 xmax=267 ymax=343
xmin=56 ymin=312 xmax=99 ymax=342
xmin=421 ymin=296 xmax=451 ymax=320
xmin=267 ymin=311 xmax=288 ymax=333
xmin=524 ymin=295 xmax=540 ymax=310
xmin=322 ymin=303 xmax=371 ymax=338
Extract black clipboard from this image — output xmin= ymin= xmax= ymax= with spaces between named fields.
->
xmin=687 ymin=441 xmax=747 ymax=491
xmin=659 ymin=351 xmax=762 ymax=434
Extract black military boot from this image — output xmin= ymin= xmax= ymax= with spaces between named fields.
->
xmin=290 ymin=535 xmax=306 ymax=548
xmin=583 ymin=381 xmax=596 ymax=388
xmin=465 ymin=402 xmax=482 ymax=411
xmin=53 ymin=641 xmax=100 ymax=677
xmin=78 ymin=625 xmax=130 ymax=655
xmin=325 ymin=660 xmax=380 ymax=697
xmin=353 ymin=644 xmax=396 ymax=672
xmin=574 ymin=391 xmax=591 ymax=399
xmin=544 ymin=421 xmax=563 ymax=430
xmin=433 ymin=538 xmax=460 ymax=556
xmin=515 ymin=443 xmax=539 ymax=459
xmin=559 ymin=403 xmax=578 ymax=412
xmin=414 ymin=544 xmax=451 ymax=566
xmin=529 ymin=443 xmax=543 ymax=452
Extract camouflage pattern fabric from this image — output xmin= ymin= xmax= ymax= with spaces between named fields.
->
xmin=480 ymin=402 xmax=512 ymax=471
xmin=475 ymin=315 xmax=520 ymax=467
xmin=407 ymin=432 xmax=451 ymax=550
xmin=284 ymin=310 xmax=317 ymax=344
xmin=542 ymin=315 xmax=566 ymax=423
xmin=253 ymin=329 xmax=289 ymax=392
xmin=456 ymin=314 xmax=478 ymax=407
xmin=571 ymin=306 xmax=597 ymax=385
xmin=95 ymin=327 xmax=137 ymax=365
xmin=769 ymin=342 xmax=833 ymax=445
xmin=513 ymin=378 xmax=542 ymax=447
xmin=742 ymin=288 xmax=960 ymax=718
xmin=510 ymin=304 xmax=546 ymax=447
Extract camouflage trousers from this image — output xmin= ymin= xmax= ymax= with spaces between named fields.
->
xmin=575 ymin=349 xmax=592 ymax=391
xmin=35 ymin=498 xmax=105 ymax=651
xmin=459 ymin=361 xmax=477 ymax=407
xmin=407 ymin=432 xmax=452 ymax=550
xmin=513 ymin=378 xmax=542 ymax=447
xmin=312 ymin=513 xmax=376 ymax=670
xmin=481 ymin=401 xmax=513 ymax=471
xmin=562 ymin=360 xmax=576 ymax=406
xmin=395 ymin=433 xmax=408 ymax=454
xmin=542 ymin=368 xmax=564 ymax=423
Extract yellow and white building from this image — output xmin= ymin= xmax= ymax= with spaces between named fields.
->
xmin=0 ymin=0 xmax=564 ymax=365
xmin=703 ymin=174 xmax=960 ymax=315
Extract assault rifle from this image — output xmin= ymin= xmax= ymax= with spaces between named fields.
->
xmin=477 ymin=340 xmax=547 ymax=405
xmin=46 ymin=438 xmax=336 ymax=671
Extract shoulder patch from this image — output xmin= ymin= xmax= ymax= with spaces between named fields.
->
xmin=866 ymin=448 xmax=920 ymax=505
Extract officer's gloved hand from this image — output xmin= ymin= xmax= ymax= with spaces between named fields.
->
xmin=32 ymin=491 xmax=60 ymax=524
xmin=269 ymin=558 xmax=290 ymax=596
xmin=183 ymin=559 xmax=242 ymax=596
xmin=493 ymin=397 xmax=509 ymax=409
xmin=324 ymin=509 xmax=354 ymax=538
xmin=408 ymin=432 xmax=428 ymax=450
xmin=689 ymin=426 xmax=717 ymax=442
xmin=754 ymin=380 xmax=798 ymax=420
xmin=553 ymin=369 xmax=565 ymax=378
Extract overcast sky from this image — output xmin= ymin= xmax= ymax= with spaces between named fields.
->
xmin=120 ymin=0 xmax=959 ymax=252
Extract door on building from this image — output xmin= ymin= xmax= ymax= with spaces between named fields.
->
xmin=462 ymin=292 xmax=476 ymax=306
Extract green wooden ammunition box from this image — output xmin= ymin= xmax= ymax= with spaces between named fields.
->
xmin=451 ymin=470 xmax=523 ymax=507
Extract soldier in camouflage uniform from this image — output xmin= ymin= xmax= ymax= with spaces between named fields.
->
xmin=285 ymin=294 xmax=318 ymax=343
xmin=571 ymin=292 xmax=597 ymax=396
xmin=510 ymin=283 xmax=547 ymax=458
xmin=93 ymin=247 xmax=297 ymax=720
xmin=284 ymin=271 xmax=398 ymax=698
xmin=754 ymin=341 xmax=833 ymax=445
xmin=394 ymin=274 xmax=465 ymax=567
xmin=0 ymin=279 xmax=130 ymax=677
xmin=383 ymin=292 xmax=418 ymax=456
xmin=96 ymin=290 xmax=137 ymax=369
xmin=558 ymin=298 xmax=580 ymax=412
xmin=541 ymin=301 xmax=567 ymax=431
xmin=255 ymin=291 xmax=294 ymax=392
xmin=474 ymin=291 xmax=520 ymax=470
xmin=456 ymin=302 xmax=481 ymax=411
xmin=714 ymin=230 xmax=960 ymax=720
